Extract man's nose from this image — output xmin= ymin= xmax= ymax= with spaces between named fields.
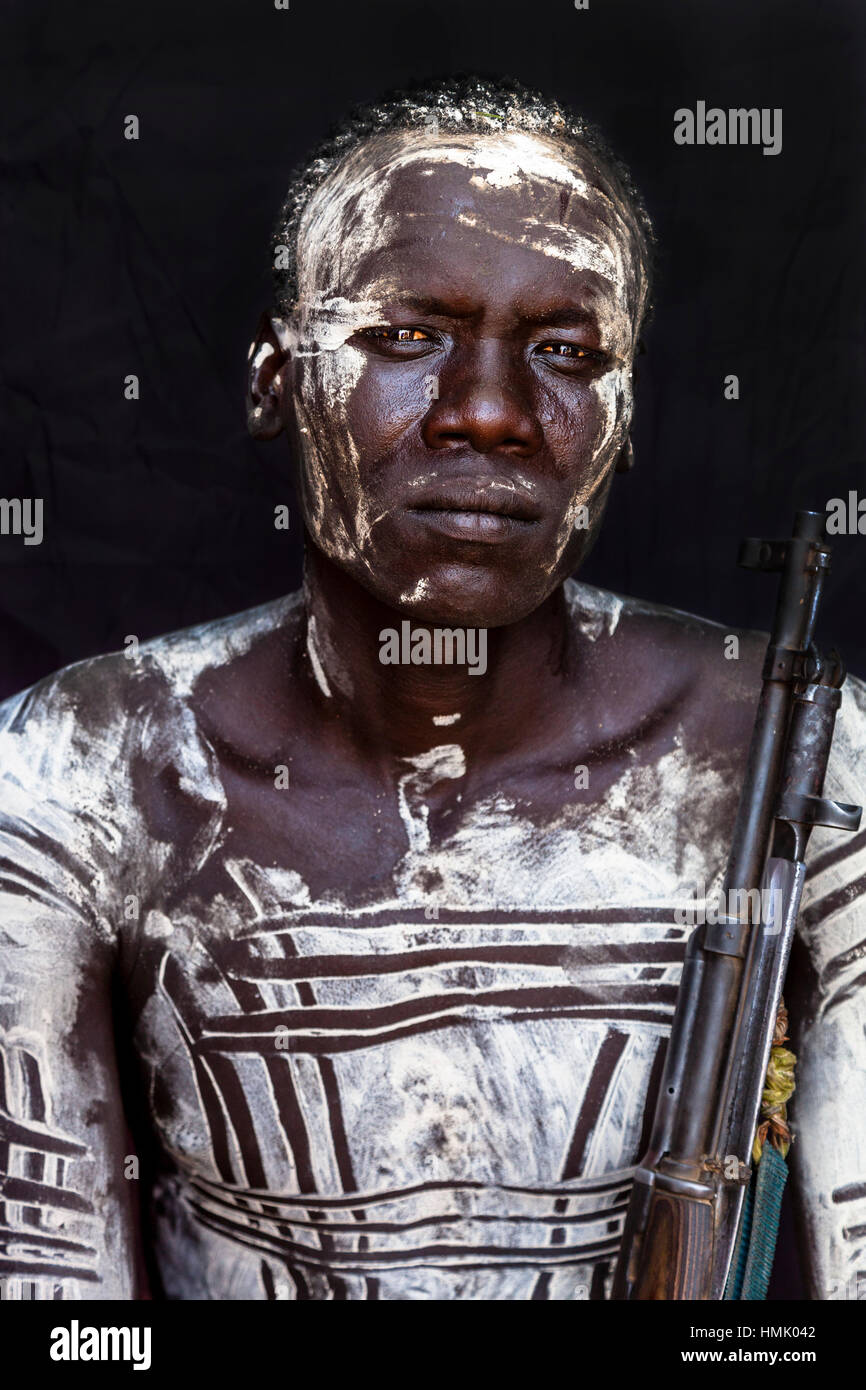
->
xmin=421 ymin=339 xmax=544 ymax=456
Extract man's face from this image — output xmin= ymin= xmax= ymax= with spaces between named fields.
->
xmin=273 ymin=127 xmax=643 ymax=626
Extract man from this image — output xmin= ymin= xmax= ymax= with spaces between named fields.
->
xmin=0 ymin=76 xmax=863 ymax=1301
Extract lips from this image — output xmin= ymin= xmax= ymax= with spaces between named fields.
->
xmin=410 ymin=509 xmax=534 ymax=543
xmin=405 ymin=479 xmax=541 ymax=544
xmin=406 ymin=476 xmax=542 ymax=523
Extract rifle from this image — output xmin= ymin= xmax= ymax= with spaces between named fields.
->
xmin=612 ymin=510 xmax=862 ymax=1300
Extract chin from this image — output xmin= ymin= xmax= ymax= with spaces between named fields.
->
xmin=385 ymin=571 xmax=557 ymax=630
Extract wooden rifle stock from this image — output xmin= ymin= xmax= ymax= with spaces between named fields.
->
xmin=622 ymin=1186 xmax=715 ymax=1300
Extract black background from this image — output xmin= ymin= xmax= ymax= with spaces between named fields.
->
xmin=2 ymin=0 xmax=865 ymax=1299
xmin=1 ymin=0 xmax=864 ymax=696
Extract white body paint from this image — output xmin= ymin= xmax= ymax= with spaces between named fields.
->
xmin=305 ymin=615 xmax=333 ymax=698
xmin=397 ymin=743 xmax=466 ymax=859
xmin=0 ymin=579 xmax=863 ymax=1299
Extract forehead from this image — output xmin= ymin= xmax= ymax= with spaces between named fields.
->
xmin=296 ymin=129 xmax=642 ymax=316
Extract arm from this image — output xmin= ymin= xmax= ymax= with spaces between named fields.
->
xmin=0 ymin=676 xmax=143 ymax=1300
xmin=789 ymin=672 xmax=866 ymax=1300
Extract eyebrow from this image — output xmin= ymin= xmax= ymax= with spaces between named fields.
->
xmin=521 ymin=306 xmax=598 ymax=329
xmin=380 ymin=295 xmax=600 ymax=330
xmin=384 ymin=293 xmax=477 ymax=320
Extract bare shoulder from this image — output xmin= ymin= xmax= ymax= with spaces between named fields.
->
xmin=563 ymin=578 xmax=768 ymax=763
xmin=0 ymin=591 xmax=302 ymax=739
xmin=0 ymin=592 xmax=305 ymax=873
xmin=139 ymin=590 xmax=303 ymax=699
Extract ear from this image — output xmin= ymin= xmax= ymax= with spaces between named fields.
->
xmin=246 ymin=311 xmax=291 ymax=440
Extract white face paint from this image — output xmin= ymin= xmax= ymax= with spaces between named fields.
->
xmin=546 ymin=368 xmax=631 ymax=577
xmin=284 ymin=128 xmax=642 ymax=582
xmin=399 ymin=577 xmax=430 ymax=604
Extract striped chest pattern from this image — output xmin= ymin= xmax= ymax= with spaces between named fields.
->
xmin=138 ymin=885 xmax=692 ymax=1299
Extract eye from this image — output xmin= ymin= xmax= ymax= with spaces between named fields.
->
xmin=357 ymin=326 xmax=439 ymax=353
xmin=370 ymin=327 xmax=430 ymax=342
xmin=537 ymin=341 xmax=606 ymax=365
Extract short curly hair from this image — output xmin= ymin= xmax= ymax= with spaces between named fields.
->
xmin=271 ymin=73 xmax=656 ymax=330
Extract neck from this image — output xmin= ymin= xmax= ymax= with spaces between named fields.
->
xmin=301 ymin=542 xmax=577 ymax=768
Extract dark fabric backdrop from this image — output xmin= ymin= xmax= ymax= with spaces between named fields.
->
xmin=2 ymin=0 xmax=865 ymax=1299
